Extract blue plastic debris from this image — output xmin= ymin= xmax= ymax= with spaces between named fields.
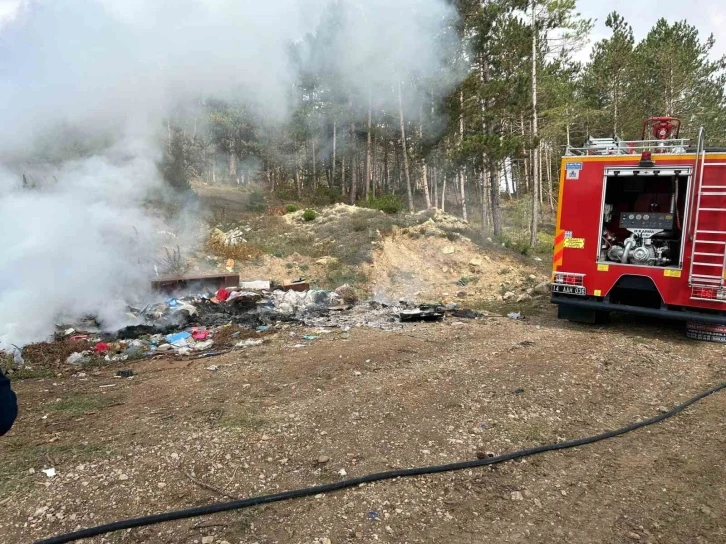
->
xmin=302 ymin=335 xmax=319 ymax=341
xmin=168 ymin=299 xmax=179 ymax=308
xmin=166 ymin=331 xmax=192 ymax=346
xmin=367 ymin=510 xmax=379 ymax=520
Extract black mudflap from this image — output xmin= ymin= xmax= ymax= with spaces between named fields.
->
xmin=557 ymin=303 xmax=609 ymax=324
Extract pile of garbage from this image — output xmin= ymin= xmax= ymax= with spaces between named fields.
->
xmin=57 ymin=325 xmax=266 ymax=367
xmin=5 ymin=278 xmax=489 ymax=372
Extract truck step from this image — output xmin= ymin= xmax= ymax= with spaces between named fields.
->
xmin=690 ymin=275 xmax=723 ymax=283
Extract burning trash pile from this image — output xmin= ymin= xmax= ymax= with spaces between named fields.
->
xmin=3 ymin=275 xmax=484 ymax=373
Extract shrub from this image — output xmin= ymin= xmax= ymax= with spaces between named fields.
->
xmin=302 ymin=209 xmax=317 ymax=222
xmin=363 ymin=194 xmax=403 ymax=215
xmin=311 ymin=186 xmax=343 ymax=205
xmin=246 ymin=190 xmax=267 ymax=213
xmin=285 ymin=204 xmax=299 ymax=214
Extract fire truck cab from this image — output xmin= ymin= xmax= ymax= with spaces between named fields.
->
xmin=551 ymin=118 xmax=726 ymax=333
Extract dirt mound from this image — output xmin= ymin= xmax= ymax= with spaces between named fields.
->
xmin=199 ymin=205 xmax=547 ymax=303
xmin=365 ymin=226 xmax=545 ymax=304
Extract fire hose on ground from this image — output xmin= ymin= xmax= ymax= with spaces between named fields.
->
xmin=36 ymin=380 xmax=726 ymax=544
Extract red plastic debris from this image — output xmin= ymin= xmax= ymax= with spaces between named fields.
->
xmin=192 ymin=330 xmax=209 ymax=340
xmin=94 ymin=342 xmax=110 ymax=353
xmin=216 ymin=288 xmax=230 ymax=302
xmin=70 ymin=335 xmax=89 ymax=341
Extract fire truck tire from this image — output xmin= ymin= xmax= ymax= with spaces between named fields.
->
xmin=686 ymin=322 xmax=726 ymax=343
xmin=557 ymin=304 xmax=609 ymax=324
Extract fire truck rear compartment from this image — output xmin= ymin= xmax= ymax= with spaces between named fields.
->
xmin=600 ymin=171 xmax=689 ymax=268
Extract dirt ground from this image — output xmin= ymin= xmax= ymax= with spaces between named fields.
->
xmin=1 ymin=301 xmax=725 ymax=544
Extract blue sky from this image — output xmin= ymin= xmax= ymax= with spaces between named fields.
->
xmin=576 ymin=0 xmax=726 ymax=61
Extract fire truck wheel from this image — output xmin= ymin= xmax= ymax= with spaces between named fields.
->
xmin=557 ymin=304 xmax=609 ymax=325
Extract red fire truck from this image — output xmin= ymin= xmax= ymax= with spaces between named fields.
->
xmin=551 ymin=117 xmax=726 ymax=335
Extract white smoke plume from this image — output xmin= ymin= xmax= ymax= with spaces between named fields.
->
xmin=0 ymin=0 xmax=460 ymax=347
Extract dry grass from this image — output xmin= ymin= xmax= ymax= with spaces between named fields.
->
xmin=205 ymin=237 xmax=265 ymax=262
xmin=21 ymin=339 xmax=93 ymax=369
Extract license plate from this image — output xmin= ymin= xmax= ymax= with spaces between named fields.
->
xmin=552 ymin=284 xmax=586 ymax=296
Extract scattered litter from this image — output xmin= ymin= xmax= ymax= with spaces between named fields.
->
xmin=99 ymin=384 xmax=116 ymax=388
xmin=282 ymin=280 xmax=310 ymax=292
xmin=507 ymin=312 xmax=523 ymax=320
xmin=193 ymin=340 xmax=215 ymax=351
xmin=116 ymin=370 xmax=134 ymax=378
xmin=42 ymin=277 xmax=480 ymax=369
xmin=235 ymin=339 xmax=263 ymax=348
xmin=196 ymin=351 xmax=230 ymax=359
xmin=240 ymin=280 xmax=271 ymax=291
xmin=65 ymin=352 xmax=85 ymax=365
xmin=166 ymin=332 xmax=192 ymax=347
xmin=367 ymin=510 xmax=380 ymax=520
xmin=400 ymin=305 xmax=445 ymax=323
xmin=94 ymin=342 xmax=110 ymax=353
xmin=206 ymin=365 xmax=219 ymax=372
xmin=41 ymin=468 xmax=56 ymax=479
xmin=192 ymin=329 xmax=209 ymax=340
xmin=12 ymin=347 xmax=24 ymax=365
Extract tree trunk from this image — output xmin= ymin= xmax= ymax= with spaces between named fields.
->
xmin=529 ymin=0 xmax=540 ymax=249
xmin=341 ymin=157 xmax=347 ymax=197
xmin=521 ymin=114 xmax=529 ymax=195
xmin=433 ymin=164 xmax=439 ymax=209
xmin=441 ymin=174 xmax=447 ymax=213
xmin=546 ymin=143 xmax=554 ymax=211
xmin=350 ymin=123 xmax=357 ymax=205
xmin=312 ymin=139 xmax=317 ymax=191
xmin=384 ymin=140 xmax=390 ymax=192
xmin=459 ymin=90 xmax=468 ymax=222
xmin=480 ymin=169 xmax=489 ymax=232
xmin=503 ymin=158 xmax=512 ymax=199
xmin=295 ymin=156 xmax=302 ymax=199
xmin=228 ymin=150 xmax=236 ymax=180
xmin=538 ymin=139 xmax=544 ymax=206
xmin=333 ymin=121 xmax=337 ymax=189
xmin=490 ymin=158 xmax=502 ymax=236
xmin=398 ymin=81 xmax=415 ymax=212
xmin=419 ymin=122 xmax=431 ymax=209
xmin=479 ymin=55 xmax=489 ymax=230
xmin=366 ymin=90 xmax=373 ymax=201
xmin=566 ymin=106 xmax=571 ymax=149
xmin=372 ymin=131 xmax=378 ymax=198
